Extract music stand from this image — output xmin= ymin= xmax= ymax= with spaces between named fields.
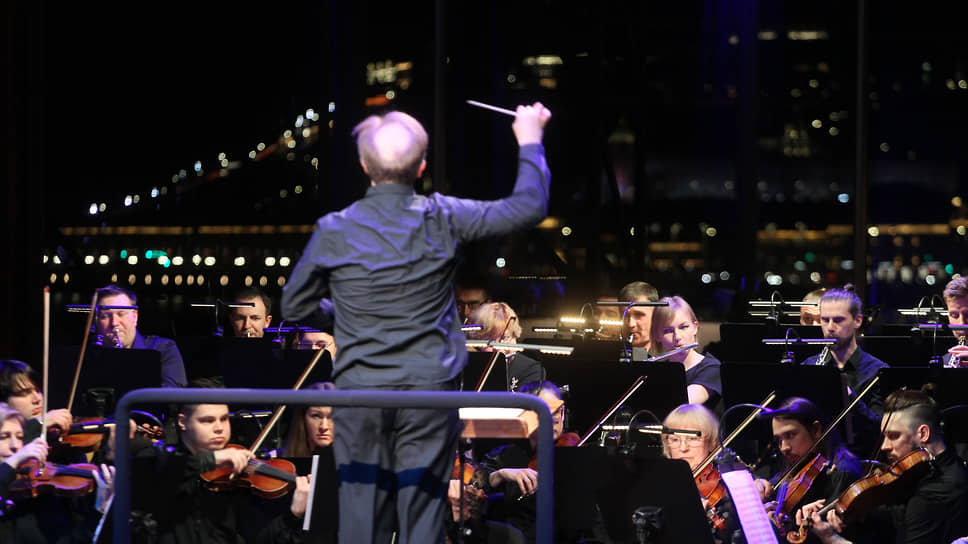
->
xmin=876 ymin=367 xmax=968 ymax=410
xmin=521 ymin=336 xmax=626 ymax=364
xmin=716 ymin=323 xmax=823 ymax=364
xmin=218 ymin=338 xmax=332 ymax=389
xmin=288 ymin=450 xmax=339 ymax=543
xmin=597 ymin=456 xmax=714 ymax=544
xmin=462 ymin=351 xmax=509 ymax=391
xmin=858 ymin=334 xmax=943 ymax=367
xmin=49 ymin=345 xmax=162 ymax=416
xmin=542 ymin=359 xmax=688 ymax=442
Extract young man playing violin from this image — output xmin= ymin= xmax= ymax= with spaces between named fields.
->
xmin=130 ymin=379 xmax=311 ymax=543
xmin=797 ymin=389 xmax=968 ymax=544
xmin=756 ymin=397 xmax=862 ymax=537
xmin=0 ymin=359 xmax=73 ymax=444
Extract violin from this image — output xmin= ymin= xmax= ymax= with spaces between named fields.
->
xmin=49 ymin=413 xmax=166 ymax=453
xmin=199 ymin=444 xmax=298 ymax=500
xmin=527 ymin=432 xmax=580 ymax=470
xmin=9 ymin=459 xmax=100 ymax=498
xmin=786 ymin=449 xmax=933 ymax=544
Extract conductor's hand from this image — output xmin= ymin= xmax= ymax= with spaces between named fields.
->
xmin=213 ymin=447 xmax=253 ymax=474
xmin=4 ymin=437 xmax=49 ymax=468
xmin=490 ymin=467 xmax=538 ymax=497
xmin=512 ymin=102 xmax=552 ymax=146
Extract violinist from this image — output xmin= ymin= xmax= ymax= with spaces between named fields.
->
xmin=797 ymin=388 xmax=968 ymax=544
xmin=800 ymin=285 xmax=887 ymax=456
xmin=0 ymin=403 xmax=114 ymax=543
xmin=662 ymin=403 xmax=742 ymax=543
xmin=466 ymin=302 xmax=544 ymax=391
xmin=0 ymin=359 xmax=73 ymax=444
xmin=280 ymin=382 xmax=336 ymax=456
xmin=649 ymin=296 xmax=723 ymax=411
xmin=759 ymin=397 xmax=862 ymax=535
xmin=476 ymin=381 xmax=576 ymax=542
xmin=130 ymin=378 xmax=310 ymax=543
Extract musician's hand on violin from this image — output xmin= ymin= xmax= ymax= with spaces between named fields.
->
xmin=512 ymin=103 xmax=552 ymax=146
xmin=45 ymin=409 xmax=73 ymax=433
xmin=92 ymin=464 xmax=115 ymax=514
xmin=795 ymin=499 xmax=825 ymax=527
xmin=491 ymin=467 xmax=538 ymax=497
xmin=824 ymin=509 xmax=846 ymax=534
xmin=764 ymin=500 xmax=778 ymax=516
xmin=289 ymin=475 xmax=311 ymax=518
xmin=213 ymin=447 xmax=253 ymax=474
xmin=754 ymin=477 xmax=773 ymax=501
xmin=4 ymin=437 xmax=49 ymax=468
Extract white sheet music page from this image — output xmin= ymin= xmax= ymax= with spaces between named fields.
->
xmin=720 ymin=469 xmax=778 ymax=544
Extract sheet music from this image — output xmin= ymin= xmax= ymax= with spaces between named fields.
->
xmin=720 ymin=469 xmax=778 ymax=544
xmin=303 ymin=454 xmax=320 ymax=531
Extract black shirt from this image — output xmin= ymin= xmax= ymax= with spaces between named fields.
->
xmin=686 ymin=353 xmax=723 ymax=412
xmin=894 ymin=448 xmax=968 ymax=544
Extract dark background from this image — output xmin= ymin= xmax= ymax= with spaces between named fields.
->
xmin=7 ymin=1 xmax=968 ymax=361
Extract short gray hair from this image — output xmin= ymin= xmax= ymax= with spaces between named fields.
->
xmin=352 ymin=111 xmax=428 ymax=184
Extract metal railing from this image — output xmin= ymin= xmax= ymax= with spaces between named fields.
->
xmin=113 ymin=389 xmax=555 ymax=543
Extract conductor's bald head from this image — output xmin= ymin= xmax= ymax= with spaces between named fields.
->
xmin=353 ymin=111 xmax=428 ymax=185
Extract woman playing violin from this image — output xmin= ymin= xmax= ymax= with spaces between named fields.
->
xmin=663 ymin=403 xmax=741 ymax=543
xmin=0 ymin=402 xmax=114 ymax=543
xmin=797 ymin=388 xmax=968 ymax=544
xmin=130 ymin=378 xmax=311 ymax=543
xmin=466 ymin=302 xmax=545 ymax=391
xmin=649 ymin=297 xmax=722 ymax=411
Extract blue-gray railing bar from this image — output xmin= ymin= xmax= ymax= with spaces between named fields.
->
xmin=113 ymin=389 xmax=554 ymax=543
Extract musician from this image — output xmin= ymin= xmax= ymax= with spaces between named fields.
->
xmin=649 ymin=296 xmax=722 ymax=410
xmin=227 ymin=287 xmax=274 ymax=339
xmin=95 ymin=284 xmax=187 ymax=388
xmin=455 ymin=278 xmax=492 ymax=325
xmin=800 ymin=285 xmax=887 ymax=455
xmin=800 ymin=289 xmax=827 ymax=327
xmin=942 ymin=276 xmax=968 ymax=367
xmin=281 ymin=104 xmax=551 ymax=543
xmin=131 ymin=378 xmax=310 ymax=542
xmin=291 ymin=329 xmax=338 ymax=361
xmin=0 ymin=359 xmax=73 ymax=443
xmin=662 ymin=403 xmax=740 ymax=543
xmin=619 ymin=281 xmax=660 ymax=351
xmin=476 ymin=381 xmax=572 ymax=542
xmin=592 ymin=295 xmax=623 ymax=340
xmin=760 ymin=397 xmax=862 ymax=531
xmin=280 ymin=382 xmax=336 ymax=456
xmin=0 ymin=403 xmax=115 ymax=542
xmin=466 ymin=302 xmax=544 ymax=391
xmin=798 ymin=388 xmax=968 ymax=544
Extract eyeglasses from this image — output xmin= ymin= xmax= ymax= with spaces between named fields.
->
xmin=552 ymin=405 xmax=566 ymax=421
xmin=663 ymin=435 xmax=704 ymax=447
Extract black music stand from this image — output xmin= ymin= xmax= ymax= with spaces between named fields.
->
xmin=597 ymin=456 xmax=714 ymax=544
xmin=542 ymin=359 xmax=689 ymax=442
xmin=218 ymin=338 xmax=332 ymax=389
xmin=716 ymin=323 xmax=823 ymax=364
xmin=876 ymin=367 xmax=968 ymax=410
xmin=288 ymin=449 xmax=339 ymax=544
xmin=521 ymin=336 xmax=626 ymax=363
xmin=858 ymin=334 xmax=941 ymax=367
xmin=49 ymin=345 xmax=162 ymax=417
xmin=462 ymin=351 xmax=510 ymax=391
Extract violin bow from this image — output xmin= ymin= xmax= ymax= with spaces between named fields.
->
xmin=474 ymin=316 xmax=517 ymax=392
xmin=248 ymin=346 xmax=328 ymax=454
xmin=67 ymin=292 xmax=98 ymax=413
xmin=576 ymin=375 xmax=648 ymax=447
xmin=693 ymin=391 xmax=777 ymax=478
xmin=42 ymin=287 xmax=51 ymax=440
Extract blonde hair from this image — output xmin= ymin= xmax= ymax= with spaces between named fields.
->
xmin=662 ymin=403 xmax=718 ymax=458
xmin=352 ymin=111 xmax=428 ymax=184
xmin=281 ymin=382 xmax=336 ymax=457
xmin=467 ymin=302 xmax=523 ymax=342
xmin=0 ymin=402 xmax=25 ymax=429
xmin=649 ymin=296 xmax=698 ymax=354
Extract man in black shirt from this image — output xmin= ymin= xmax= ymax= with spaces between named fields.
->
xmin=799 ymin=389 xmax=968 ymax=544
xmin=800 ymin=285 xmax=887 ymax=456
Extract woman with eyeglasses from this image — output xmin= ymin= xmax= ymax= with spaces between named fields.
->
xmin=662 ymin=404 xmax=740 ymax=543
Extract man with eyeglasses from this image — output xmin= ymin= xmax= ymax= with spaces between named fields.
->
xmin=95 ymin=284 xmax=187 ymax=387
xmin=454 ymin=280 xmax=491 ymax=324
